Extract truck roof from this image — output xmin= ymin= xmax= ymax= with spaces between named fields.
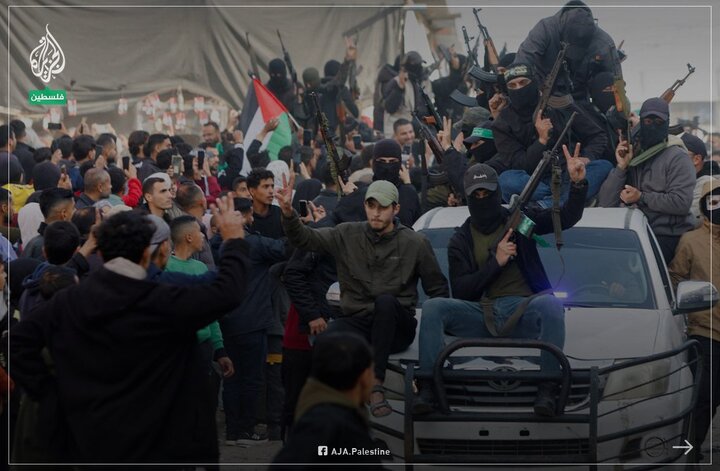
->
xmin=413 ymin=206 xmax=648 ymax=232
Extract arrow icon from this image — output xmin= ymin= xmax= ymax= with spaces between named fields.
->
xmin=672 ymin=439 xmax=693 ymax=455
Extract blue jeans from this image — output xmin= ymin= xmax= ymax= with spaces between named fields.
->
xmin=419 ymin=295 xmax=565 ymax=374
xmin=498 ymin=160 xmax=613 ymax=208
xmin=222 ymin=330 xmax=267 ymax=437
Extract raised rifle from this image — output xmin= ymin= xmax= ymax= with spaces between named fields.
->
xmin=473 ymin=8 xmax=500 ymax=74
xmin=312 ymin=93 xmax=346 ymax=198
xmin=533 ymin=42 xmax=568 ymax=124
xmin=277 ymin=30 xmax=298 ymax=89
xmin=493 ymin=112 xmax=577 ymax=251
xmin=246 ymin=32 xmax=261 ymax=78
xmin=660 ymin=63 xmax=695 ymax=103
xmin=462 ymin=26 xmax=478 ymax=67
xmin=412 ymin=112 xmax=444 ymax=166
xmin=417 ymin=81 xmax=443 ymax=133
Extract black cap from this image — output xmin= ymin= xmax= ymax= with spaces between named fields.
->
xmin=639 ymin=97 xmax=669 ymax=121
xmin=681 ymin=133 xmax=708 ymax=158
xmin=464 ymin=163 xmax=498 ymax=196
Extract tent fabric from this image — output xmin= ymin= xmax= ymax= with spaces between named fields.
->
xmin=1 ymin=1 xmax=403 ymax=122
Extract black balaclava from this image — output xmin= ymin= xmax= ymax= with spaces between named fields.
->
xmin=562 ymin=3 xmax=596 ymax=61
xmin=402 ymin=51 xmax=424 ymax=83
xmin=468 ymin=189 xmax=504 ymax=234
xmin=475 ymin=81 xmax=494 ymax=109
xmin=372 ymin=138 xmax=402 ymax=186
xmin=588 ymin=71 xmax=615 ymax=114
xmin=268 ymin=59 xmax=288 ymax=90
xmin=702 ymin=189 xmax=720 ymax=225
xmin=639 ymin=117 xmax=668 ymax=151
xmin=468 ymin=140 xmax=497 ymax=163
xmin=504 ymin=63 xmax=538 ymax=115
xmin=373 ymin=160 xmax=401 ymax=186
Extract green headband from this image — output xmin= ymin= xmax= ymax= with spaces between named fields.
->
xmin=470 ymin=127 xmax=493 ymax=140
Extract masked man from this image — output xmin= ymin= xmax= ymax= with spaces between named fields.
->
xmin=598 ymin=97 xmax=696 ymax=261
xmin=416 ymin=157 xmax=587 ymax=418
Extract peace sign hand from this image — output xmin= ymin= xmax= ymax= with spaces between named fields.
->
xmin=563 ymin=143 xmax=586 ymax=183
xmin=276 ymin=173 xmax=294 ymax=217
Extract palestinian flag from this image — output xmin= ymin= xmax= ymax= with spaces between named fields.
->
xmin=239 ymin=77 xmax=294 ymax=161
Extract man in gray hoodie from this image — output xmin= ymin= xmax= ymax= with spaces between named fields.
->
xmin=598 ymin=97 xmax=696 ymax=261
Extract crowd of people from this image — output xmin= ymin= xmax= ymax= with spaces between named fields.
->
xmin=1 ymin=0 xmax=718 ymax=466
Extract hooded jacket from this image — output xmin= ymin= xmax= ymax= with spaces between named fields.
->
xmin=10 ymin=239 xmax=250 ymax=463
xmin=515 ymin=3 xmax=622 ymax=101
xmin=490 ymin=100 xmax=607 ymax=176
xmin=282 ymin=212 xmax=449 ymax=318
xmin=597 ymin=135 xmax=696 ymax=237
xmin=449 ymin=180 xmax=587 ymax=300
xmin=273 ymin=378 xmax=385 ymax=468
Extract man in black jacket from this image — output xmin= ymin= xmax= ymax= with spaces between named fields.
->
xmin=10 ymin=198 xmax=249 ymax=464
xmin=515 ymin=0 xmax=623 ymax=103
xmin=491 ymin=62 xmax=611 ymax=208
xmin=273 ymin=332 xmax=387 ymax=469
xmin=332 ymin=139 xmax=421 ymax=227
xmin=417 ymin=159 xmax=588 ymax=417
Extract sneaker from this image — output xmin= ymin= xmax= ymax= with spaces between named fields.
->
xmin=225 ymin=434 xmax=239 ymax=446
xmin=412 ymin=381 xmax=436 ymax=415
xmin=235 ymin=431 xmax=269 ymax=447
xmin=533 ymin=382 xmax=558 ymax=417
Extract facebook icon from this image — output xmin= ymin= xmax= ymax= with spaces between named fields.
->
xmin=318 ymin=446 xmax=328 ymax=456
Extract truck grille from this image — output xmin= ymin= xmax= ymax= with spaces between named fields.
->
xmin=417 ymin=438 xmax=590 ymax=456
xmin=443 ymin=374 xmax=590 ymax=408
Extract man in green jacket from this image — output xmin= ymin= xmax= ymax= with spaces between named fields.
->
xmin=277 ymin=177 xmax=449 ymax=417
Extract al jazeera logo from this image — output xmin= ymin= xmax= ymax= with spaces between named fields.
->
xmin=28 ymin=24 xmax=67 ymax=106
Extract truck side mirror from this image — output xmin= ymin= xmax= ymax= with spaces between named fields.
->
xmin=674 ymin=281 xmax=718 ymax=314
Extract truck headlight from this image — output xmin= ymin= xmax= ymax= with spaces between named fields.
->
xmin=603 ymin=359 xmax=670 ymax=400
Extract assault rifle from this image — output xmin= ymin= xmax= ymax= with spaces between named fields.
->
xmin=417 ymin=81 xmax=443 ymax=133
xmin=462 ymin=26 xmax=478 ymax=67
xmin=533 ymin=42 xmax=568 ymax=124
xmin=660 ymin=63 xmax=695 ymax=103
xmin=312 ymin=93 xmax=346 ymax=197
xmin=277 ymin=30 xmax=298 ymax=89
xmin=494 ymin=112 xmax=577 ymax=250
xmin=473 ymin=8 xmax=500 ymax=74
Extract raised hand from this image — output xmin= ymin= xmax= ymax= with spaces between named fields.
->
xmin=495 ymin=228 xmax=517 ymax=267
xmin=562 ymin=143 xmax=586 ymax=183
xmin=535 ymin=115 xmax=553 ymax=145
xmin=276 ymin=173 xmax=294 ymax=217
xmin=211 ymin=195 xmax=245 ymax=240
xmin=615 ymin=131 xmax=633 ymax=170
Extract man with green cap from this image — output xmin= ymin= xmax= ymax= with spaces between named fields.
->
xmin=277 ymin=177 xmax=449 ymax=418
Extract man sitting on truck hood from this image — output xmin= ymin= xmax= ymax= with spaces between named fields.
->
xmin=416 ymin=157 xmax=587 ymax=417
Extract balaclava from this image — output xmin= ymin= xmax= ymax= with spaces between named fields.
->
xmin=588 ymin=71 xmax=615 ymax=114
xmin=372 ymin=139 xmax=402 ymax=186
xmin=468 ymin=189 xmax=504 ymax=234
xmin=504 ymin=63 xmax=538 ymax=115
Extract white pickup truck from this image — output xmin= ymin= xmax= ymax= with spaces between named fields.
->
xmin=329 ymin=207 xmax=717 ymax=468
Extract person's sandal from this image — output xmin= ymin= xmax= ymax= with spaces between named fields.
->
xmin=370 ymin=385 xmax=393 ymax=418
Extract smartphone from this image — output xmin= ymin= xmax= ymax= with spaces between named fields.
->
xmin=299 ymin=200 xmax=309 ymax=218
xmin=48 ymin=122 xmax=61 ymax=130
xmin=303 ymin=129 xmax=312 ymax=147
xmin=61 ymin=166 xmax=67 ymax=176
xmin=353 ymin=135 xmax=362 ymax=149
xmin=197 ymin=149 xmax=205 ymax=168
xmin=172 ymin=155 xmax=183 ymax=176
xmin=96 ymin=144 xmax=103 ymax=155
xmin=121 ymin=156 xmax=130 ymax=171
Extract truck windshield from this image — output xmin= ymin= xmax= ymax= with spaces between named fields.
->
xmin=418 ymin=227 xmax=654 ymax=309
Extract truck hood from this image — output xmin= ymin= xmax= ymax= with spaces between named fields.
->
xmin=564 ymin=307 xmax=661 ymax=360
